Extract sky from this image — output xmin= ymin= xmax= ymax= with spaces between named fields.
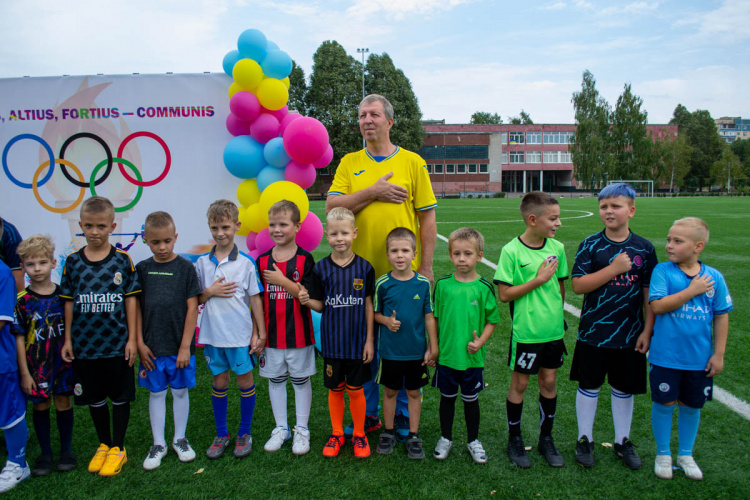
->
xmin=0 ymin=0 xmax=748 ymax=125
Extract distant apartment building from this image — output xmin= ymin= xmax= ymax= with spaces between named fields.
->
xmin=716 ymin=116 xmax=750 ymax=143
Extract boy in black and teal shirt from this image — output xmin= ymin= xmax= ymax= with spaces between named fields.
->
xmin=495 ymin=191 xmax=568 ymax=469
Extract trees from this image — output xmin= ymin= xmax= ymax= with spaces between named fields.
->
xmin=668 ymin=106 xmax=724 ymax=191
xmin=508 ymin=110 xmax=533 ymax=125
xmin=610 ymin=84 xmax=652 ymax=181
xmin=470 ymin=111 xmax=503 ymax=124
xmin=652 ymin=131 xmax=692 ymax=192
xmin=570 ymin=70 xmax=612 ymax=190
xmin=710 ymin=145 xmax=744 ymax=191
xmin=287 ymin=60 xmax=307 ymax=115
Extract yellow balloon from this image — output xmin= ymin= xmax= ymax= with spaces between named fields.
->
xmin=236 ymin=206 xmax=251 ymax=236
xmin=237 ymin=179 xmax=261 ymax=207
xmin=256 ymin=78 xmax=289 ymax=111
xmin=281 ymin=77 xmax=290 ymax=89
xmin=244 ymin=203 xmax=268 ymax=234
xmin=233 ymin=59 xmax=263 ymax=91
xmin=259 ymin=181 xmax=309 ymax=225
xmin=228 ymin=82 xmax=242 ymax=98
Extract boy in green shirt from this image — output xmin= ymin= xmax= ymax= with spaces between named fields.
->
xmin=432 ymin=228 xmax=500 ymax=464
xmin=495 ymin=191 xmax=568 ymax=468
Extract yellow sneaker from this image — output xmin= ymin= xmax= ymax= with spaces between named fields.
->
xmin=98 ymin=447 xmax=127 ymax=476
xmin=88 ymin=444 xmax=110 ymax=473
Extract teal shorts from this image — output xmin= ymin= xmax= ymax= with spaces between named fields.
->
xmin=203 ymin=345 xmax=256 ymax=376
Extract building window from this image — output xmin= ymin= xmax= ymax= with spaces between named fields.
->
xmin=446 ymin=164 xmax=455 ymax=174
xmin=509 ymin=132 xmax=525 ymax=144
xmin=544 ymin=151 xmax=558 ymax=163
xmin=509 ymin=151 xmax=525 ymax=163
xmin=425 ymin=164 xmax=432 ymax=173
xmin=434 ymin=163 xmax=444 ymax=174
xmin=501 ymin=132 xmax=507 ymax=144
xmin=468 ymin=164 xmax=477 ymax=174
xmin=527 ymin=132 xmax=542 ymax=144
xmin=457 ymin=164 xmax=466 ymax=174
xmin=526 ymin=151 xmax=541 ymax=163
xmin=543 ymin=131 xmax=575 ymax=144
xmin=560 ymin=151 xmax=572 ymax=163
xmin=479 ymin=163 xmax=488 ymax=173
xmin=443 ymin=145 xmax=490 ymax=159
xmin=501 ymin=152 xmax=508 ymax=164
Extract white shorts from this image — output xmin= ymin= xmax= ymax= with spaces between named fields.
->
xmin=259 ymin=346 xmax=317 ymax=379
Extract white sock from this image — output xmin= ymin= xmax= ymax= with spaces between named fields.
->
xmin=292 ymin=377 xmax=312 ymax=429
xmin=576 ymin=387 xmax=599 ymax=441
xmin=149 ymin=389 xmax=168 ymax=447
xmin=171 ymin=387 xmax=190 ymax=442
xmin=611 ymin=388 xmax=634 ymax=444
xmin=269 ymin=379 xmax=288 ymax=429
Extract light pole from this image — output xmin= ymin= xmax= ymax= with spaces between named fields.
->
xmin=357 ymin=48 xmax=369 ymax=148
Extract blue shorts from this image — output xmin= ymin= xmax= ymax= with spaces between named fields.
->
xmin=0 ymin=372 xmax=27 ymax=430
xmin=138 ymin=355 xmax=197 ymax=392
xmin=649 ymin=364 xmax=713 ymax=408
xmin=431 ymin=364 xmax=484 ymax=401
xmin=203 ymin=345 xmax=256 ymax=376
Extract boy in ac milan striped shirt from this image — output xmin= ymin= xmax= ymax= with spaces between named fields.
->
xmin=257 ymin=201 xmax=317 ymax=456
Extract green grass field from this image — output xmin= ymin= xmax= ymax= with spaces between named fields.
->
xmin=6 ymin=197 xmax=750 ymax=499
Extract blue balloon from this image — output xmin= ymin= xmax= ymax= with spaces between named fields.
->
xmin=263 ymin=137 xmax=291 ymax=168
xmin=311 ymin=311 xmax=322 ymax=351
xmin=266 ymin=40 xmax=279 ymax=51
xmin=261 ymin=49 xmax=293 ymax=80
xmin=223 ymin=135 xmax=267 ymax=179
xmin=256 ymin=166 xmax=287 ymax=191
xmin=237 ymin=29 xmax=268 ymax=62
xmin=222 ymin=50 xmax=241 ymax=78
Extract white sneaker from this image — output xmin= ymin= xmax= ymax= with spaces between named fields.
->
xmin=172 ymin=438 xmax=196 ymax=463
xmin=264 ymin=426 xmax=291 ymax=452
xmin=143 ymin=445 xmax=167 ymax=471
xmin=654 ymin=454 xmax=673 ymax=479
xmin=292 ymin=426 xmax=311 ymax=455
xmin=433 ymin=436 xmax=453 ymax=460
xmin=677 ymin=455 xmax=703 ymax=481
xmin=467 ymin=439 xmax=488 ymax=464
xmin=0 ymin=461 xmax=31 ymax=493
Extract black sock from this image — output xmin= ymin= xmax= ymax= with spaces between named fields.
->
xmin=464 ymin=399 xmax=480 ymax=443
xmin=539 ymin=395 xmax=557 ymax=437
xmin=89 ymin=402 xmax=111 ymax=447
xmin=439 ymin=395 xmax=456 ymax=441
xmin=56 ymin=408 xmax=74 ymax=453
xmin=507 ymin=399 xmax=523 ymax=437
xmin=33 ymin=408 xmax=53 ymax=456
xmin=112 ymin=402 xmax=130 ymax=449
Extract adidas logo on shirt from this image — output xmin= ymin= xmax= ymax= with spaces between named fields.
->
xmin=413 ymin=294 xmax=421 ymax=300
xmin=470 ymin=300 xmax=478 ymax=306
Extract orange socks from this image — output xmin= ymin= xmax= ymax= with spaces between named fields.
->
xmin=347 ymin=385 xmax=366 ymax=436
xmin=328 ymin=384 xmax=346 ymax=436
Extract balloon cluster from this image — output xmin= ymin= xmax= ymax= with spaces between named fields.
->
xmin=222 ymin=29 xmax=331 ymax=259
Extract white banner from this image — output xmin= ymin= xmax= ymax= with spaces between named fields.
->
xmin=0 ymin=73 xmax=245 ymax=281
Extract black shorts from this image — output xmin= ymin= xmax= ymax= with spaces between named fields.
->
xmin=431 ymin=364 xmax=484 ymax=401
xmin=569 ymin=340 xmax=647 ymax=394
xmin=375 ymin=358 xmax=430 ymax=391
xmin=508 ymin=339 xmax=566 ymax=374
xmin=649 ymin=364 xmax=713 ymax=408
xmin=323 ymin=357 xmax=372 ymax=390
xmin=73 ymin=357 xmax=135 ymax=405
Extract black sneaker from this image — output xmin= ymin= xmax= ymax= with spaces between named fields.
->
xmin=32 ymin=455 xmax=53 ymax=477
xmin=507 ymin=435 xmax=531 ymax=468
xmin=376 ymin=430 xmax=396 ymax=455
xmin=575 ymin=436 xmax=594 ymax=468
xmin=614 ymin=439 xmax=642 ymax=470
xmin=405 ymin=435 xmax=425 ymax=460
xmin=538 ymin=435 xmax=565 ymax=467
xmin=57 ymin=451 xmax=77 ymax=472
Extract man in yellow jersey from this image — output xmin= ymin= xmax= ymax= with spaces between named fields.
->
xmin=326 ymin=94 xmax=437 ymax=441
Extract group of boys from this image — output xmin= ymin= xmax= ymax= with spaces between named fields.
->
xmin=0 ymin=180 xmax=732 ymax=493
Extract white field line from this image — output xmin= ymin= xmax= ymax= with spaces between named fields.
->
xmin=436 ymin=209 xmax=594 ymax=224
xmin=436 ymin=210 xmax=750 ymax=421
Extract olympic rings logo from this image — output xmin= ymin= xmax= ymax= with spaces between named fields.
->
xmin=2 ymin=131 xmax=171 ymax=214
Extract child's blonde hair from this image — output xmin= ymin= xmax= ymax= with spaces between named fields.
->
xmin=326 ymin=207 xmax=355 ymax=226
xmin=448 ymin=227 xmax=484 ymax=254
xmin=673 ymin=217 xmax=710 ymax=244
xmin=17 ymin=234 xmax=55 ymax=262
xmin=207 ymin=199 xmax=239 ymax=223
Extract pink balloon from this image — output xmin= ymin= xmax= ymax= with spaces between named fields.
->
xmin=280 ymin=112 xmax=302 ymax=135
xmin=230 ymin=91 xmax=261 ymax=122
xmin=255 ymin=228 xmax=274 ymax=255
xmin=250 ymin=113 xmax=281 ymax=144
xmin=285 ymin=160 xmax=316 ymax=190
xmin=245 ymin=231 xmax=258 ymax=251
xmin=312 ymin=144 xmax=334 ymax=169
xmin=226 ymin=113 xmax=250 ymax=137
xmin=248 ymin=248 xmax=262 ymax=261
xmin=283 ymin=117 xmax=329 ymax=164
xmin=296 ymin=212 xmax=324 ymax=252
xmin=262 ymin=105 xmax=289 ymax=121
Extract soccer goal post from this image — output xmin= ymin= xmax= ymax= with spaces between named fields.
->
xmin=608 ymin=180 xmax=654 ymax=197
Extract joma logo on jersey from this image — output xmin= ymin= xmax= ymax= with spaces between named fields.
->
xmin=325 ymin=294 xmax=363 ymax=308
xmin=353 ymin=279 xmax=363 ymax=290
